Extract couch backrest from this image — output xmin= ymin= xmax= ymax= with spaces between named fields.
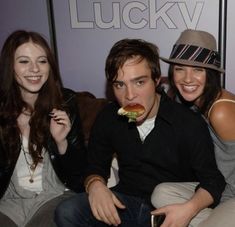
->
xmin=76 ymin=91 xmax=108 ymax=145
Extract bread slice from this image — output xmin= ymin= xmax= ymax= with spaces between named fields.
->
xmin=118 ymin=104 xmax=145 ymax=122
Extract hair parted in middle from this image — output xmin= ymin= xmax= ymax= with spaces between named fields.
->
xmin=0 ymin=30 xmax=64 ymax=166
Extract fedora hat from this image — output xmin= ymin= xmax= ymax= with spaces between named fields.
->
xmin=161 ymin=29 xmax=224 ymax=73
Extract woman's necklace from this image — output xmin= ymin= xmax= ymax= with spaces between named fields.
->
xmin=18 ymin=112 xmax=37 ymax=183
xmin=21 ymin=143 xmax=37 ymax=183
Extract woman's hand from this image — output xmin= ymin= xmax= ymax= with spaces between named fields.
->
xmin=49 ymin=108 xmax=71 ymax=154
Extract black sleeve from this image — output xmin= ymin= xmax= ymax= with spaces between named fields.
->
xmin=84 ymin=104 xmax=115 ymax=182
xmin=49 ymin=89 xmax=88 ymax=192
xmin=188 ymin=118 xmax=226 ymax=207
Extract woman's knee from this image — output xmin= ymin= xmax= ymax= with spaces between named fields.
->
xmin=151 ymin=182 xmax=197 ymax=208
xmin=151 ymin=183 xmax=174 ymax=208
xmin=198 ymin=198 xmax=235 ymax=227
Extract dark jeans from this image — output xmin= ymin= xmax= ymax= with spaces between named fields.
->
xmin=55 ymin=191 xmax=153 ymax=227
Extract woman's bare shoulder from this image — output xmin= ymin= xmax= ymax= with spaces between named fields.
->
xmin=209 ymin=90 xmax=235 ymax=140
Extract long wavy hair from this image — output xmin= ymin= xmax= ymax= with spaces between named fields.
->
xmin=167 ymin=64 xmax=222 ymax=117
xmin=0 ymin=30 xmax=64 ymax=166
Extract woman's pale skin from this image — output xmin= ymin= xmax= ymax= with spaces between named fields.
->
xmin=173 ymin=65 xmax=235 ymax=141
xmin=14 ymin=41 xmax=71 ymax=154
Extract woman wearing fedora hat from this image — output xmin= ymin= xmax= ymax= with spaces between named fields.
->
xmin=153 ymin=29 xmax=235 ymax=226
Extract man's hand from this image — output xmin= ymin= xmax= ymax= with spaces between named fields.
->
xmin=151 ymin=187 xmax=213 ymax=227
xmin=151 ymin=202 xmax=195 ymax=227
xmin=88 ymin=180 xmax=126 ymax=226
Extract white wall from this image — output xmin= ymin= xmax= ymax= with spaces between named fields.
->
xmin=0 ymin=0 xmax=234 ymax=96
xmin=0 ymin=0 xmax=50 ymax=51
xmin=53 ymin=0 xmax=225 ymax=97
xmin=225 ymin=0 xmax=235 ymax=93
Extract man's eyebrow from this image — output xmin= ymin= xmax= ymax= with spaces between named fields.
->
xmin=112 ymin=80 xmax=123 ymax=84
xmin=112 ymin=75 xmax=148 ymax=84
xmin=131 ymin=75 xmax=148 ymax=82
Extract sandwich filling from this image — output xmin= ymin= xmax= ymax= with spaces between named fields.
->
xmin=118 ymin=104 xmax=145 ymax=122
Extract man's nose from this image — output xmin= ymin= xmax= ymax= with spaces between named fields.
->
xmin=125 ymin=85 xmax=136 ymax=100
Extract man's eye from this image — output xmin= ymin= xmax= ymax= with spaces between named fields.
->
xmin=113 ymin=82 xmax=124 ymax=89
xmin=136 ymin=80 xmax=144 ymax=86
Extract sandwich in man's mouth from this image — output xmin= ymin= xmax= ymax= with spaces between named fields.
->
xmin=117 ymin=104 xmax=145 ymax=122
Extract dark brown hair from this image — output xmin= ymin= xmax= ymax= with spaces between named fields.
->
xmin=0 ymin=30 xmax=64 ymax=165
xmin=105 ymin=38 xmax=161 ymax=82
xmin=168 ymin=64 xmax=222 ymax=116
